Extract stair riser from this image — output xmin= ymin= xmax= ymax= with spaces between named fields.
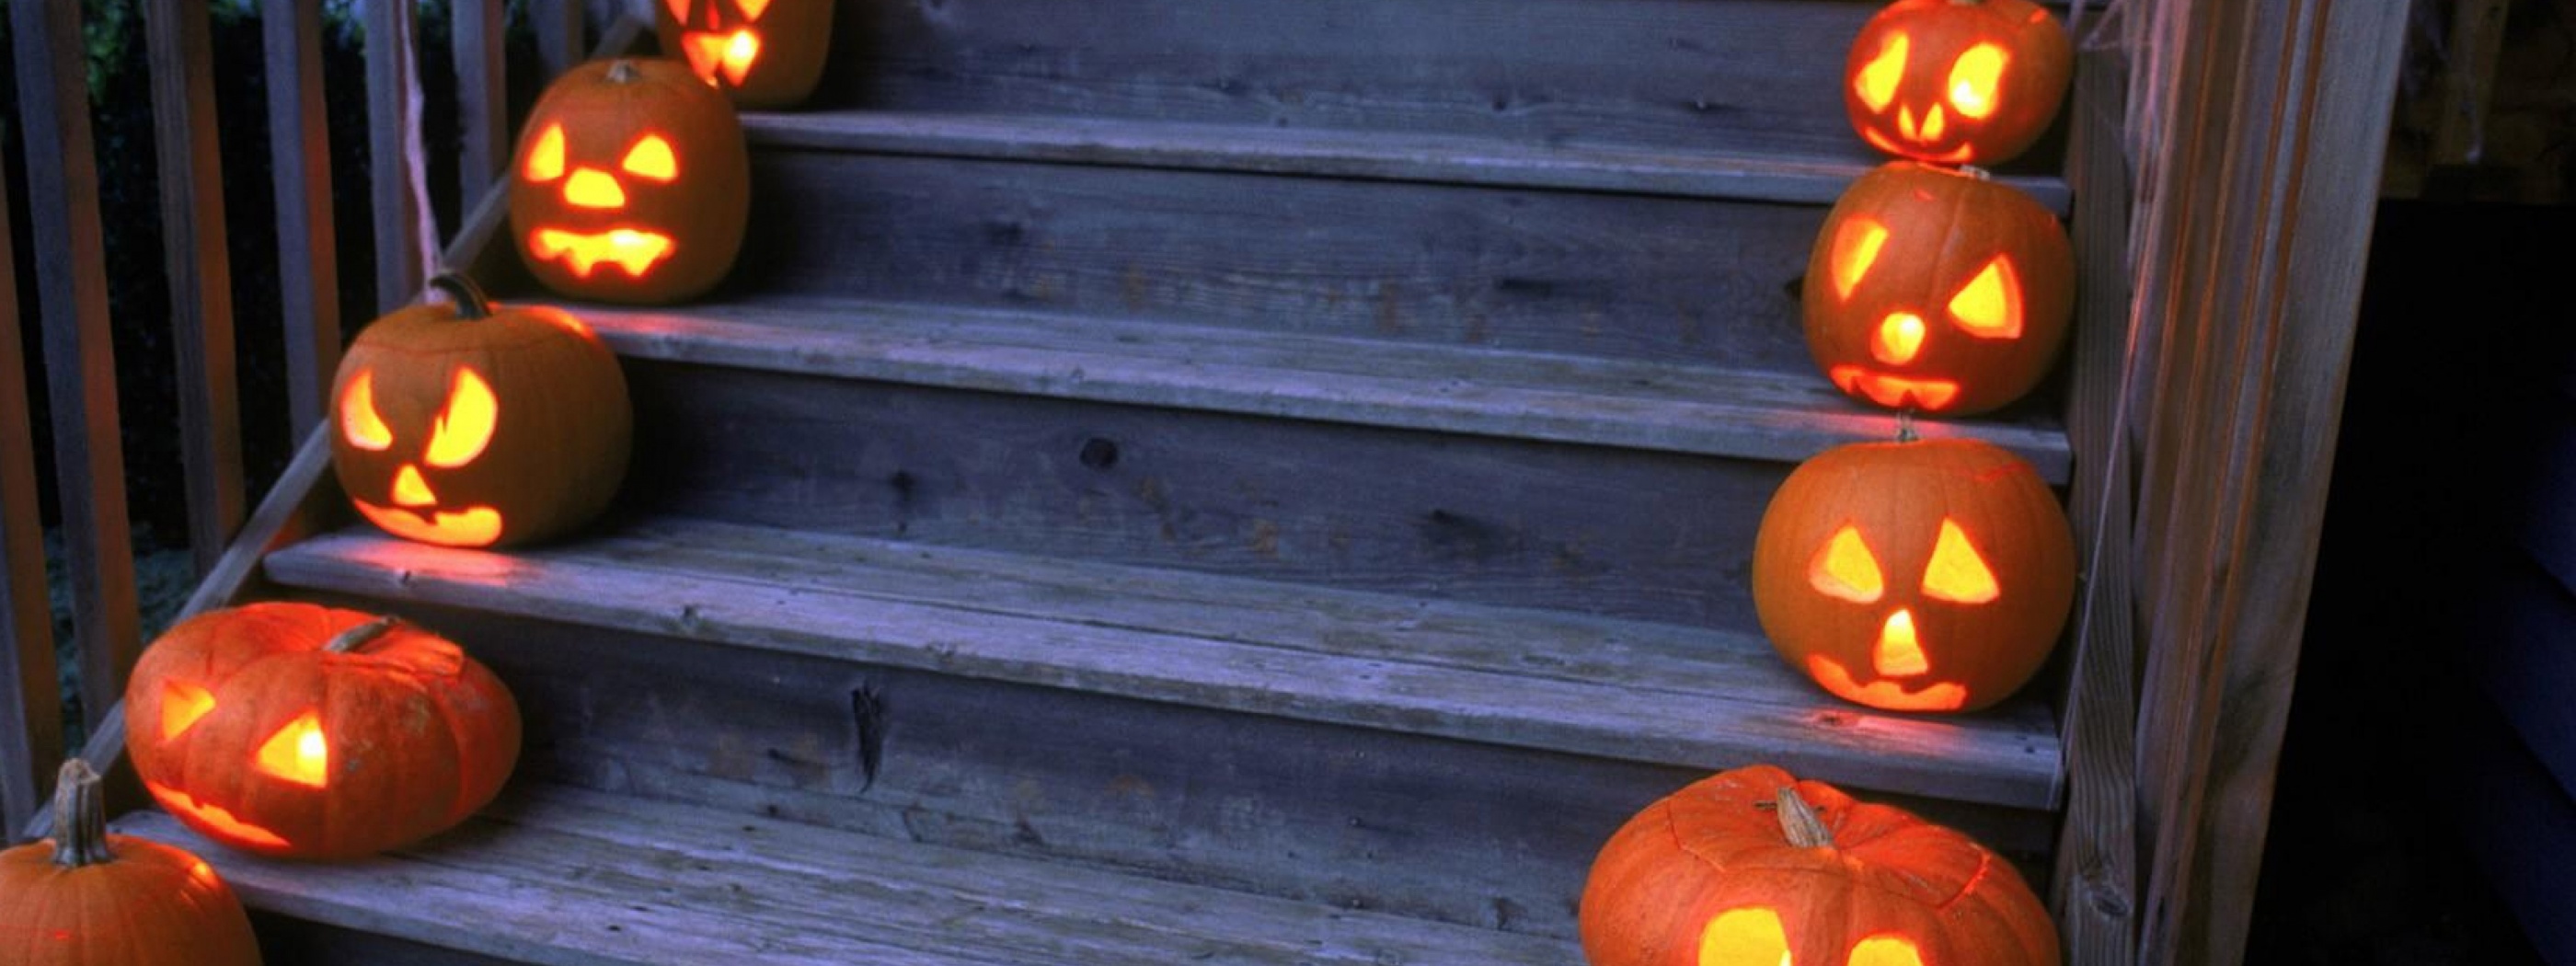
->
xmin=723 ymin=149 xmax=1822 ymax=371
xmin=302 ymin=598 xmax=2054 ymax=941
xmin=827 ymin=0 xmax=1872 ymax=156
xmin=622 ymin=361 xmax=1783 ymax=632
xmin=251 ymin=914 xmax=516 ymax=966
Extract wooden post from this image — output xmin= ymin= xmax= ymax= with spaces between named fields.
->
xmin=8 ymin=0 xmax=143 ymax=735
xmin=365 ymin=0 xmax=427 ymax=314
xmin=266 ymin=0 xmax=344 ymax=439
xmin=2049 ymin=49 xmax=2141 ymax=966
xmin=538 ymin=0 xmax=589 ymax=80
xmin=2124 ymin=0 xmax=2410 ymax=962
xmin=145 ymin=0 xmax=247 ymax=578
xmin=0 ymin=135 xmax=61 ymax=841
xmin=454 ymin=0 xmax=509 ymax=204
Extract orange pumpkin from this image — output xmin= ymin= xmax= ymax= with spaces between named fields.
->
xmin=1752 ymin=435 xmax=2074 ymax=713
xmin=0 ymin=760 xmax=261 ymax=966
xmin=124 ymin=604 xmax=522 ymax=860
xmin=1581 ymin=765 xmax=2056 ymax=966
xmin=1803 ymin=161 xmax=2072 ymax=416
xmin=330 ymin=274 xmax=631 ymax=549
xmin=510 ymin=58 xmax=750 ymax=304
xmin=1845 ymin=0 xmax=2071 ymax=166
xmin=656 ymin=0 xmax=834 ymax=109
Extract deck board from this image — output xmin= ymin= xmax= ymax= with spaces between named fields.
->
xmin=118 ymin=785 xmax=1577 ymax=965
xmin=265 ymin=518 xmax=2064 ymax=809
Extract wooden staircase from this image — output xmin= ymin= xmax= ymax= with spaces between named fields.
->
xmin=117 ymin=3 xmax=2079 ymax=960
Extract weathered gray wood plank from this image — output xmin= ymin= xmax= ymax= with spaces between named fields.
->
xmin=351 ymin=602 xmax=2052 ymax=937
xmin=563 ymin=298 xmax=2073 ymax=479
xmin=535 ymin=0 xmax=585 ymax=80
xmin=118 ymin=784 xmax=1579 ymax=965
xmin=0 ymin=144 xmax=59 ymax=838
xmin=830 ymin=0 xmax=1888 ymax=160
xmin=452 ymin=0 xmax=508 ymax=204
xmin=264 ymin=0 xmax=342 ymax=438
xmin=2050 ymin=50 xmax=2141 ymax=965
xmin=147 ymin=0 xmax=246 ymax=577
xmin=265 ymin=520 xmax=2062 ymax=808
xmin=743 ymin=111 xmax=2073 ymax=212
xmin=364 ymin=0 xmax=426 ymax=314
xmin=10 ymin=0 xmax=141 ymax=734
xmin=730 ymin=149 xmax=1825 ymax=371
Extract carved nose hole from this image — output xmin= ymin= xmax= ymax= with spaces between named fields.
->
xmin=1079 ymin=438 xmax=1120 ymax=470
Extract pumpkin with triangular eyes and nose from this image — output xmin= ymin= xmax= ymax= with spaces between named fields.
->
xmin=1752 ymin=435 xmax=2075 ymax=713
xmin=123 ymin=603 xmax=522 ymax=860
xmin=1581 ymin=765 xmax=2058 ymax=966
xmin=656 ymin=0 xmax=834 ymax=109
xmin=1845 ymin=0 xmax=2071 ymax=166
xmin=1803 ymin=161 xmax=2072 ymax=416
xmin=511 ymin=57 xmax=750 ymax=304
xmin=331 ymin=274 xmax=631 ymax=549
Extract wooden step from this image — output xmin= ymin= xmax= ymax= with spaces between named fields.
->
xmin=565 ymin=296 xmax=2073 ymax=477
xmin=817 ymin=0 xmax=1895 ymax=162
xmin=263 ymin=518 xmax=2064 ymax=811
xmin=741 ymin=111 xmax=2074 ymax=212
xmin=114 ymin=784 xmax=1580 ymax=965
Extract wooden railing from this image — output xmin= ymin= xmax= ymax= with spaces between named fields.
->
xmin=0 ymin=0 xmax=594 ymax=839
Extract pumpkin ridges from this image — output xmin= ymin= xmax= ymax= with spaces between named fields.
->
xmin=509 ymin=57 xmax=750 ymax=304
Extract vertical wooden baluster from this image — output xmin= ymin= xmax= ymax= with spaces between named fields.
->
xmin=8 ymin=0 xmax=141 ymax=737
xmin=538 ymin=0 xmax=589 ymax=80
xmin=0 ymin=135 xmax=62 ymax=841
xmin=365 ymin=0 xmax=426 ymax=314
xmin=454 ymin=0 xmax=509 ymax=205
xmin=266 ymin=0 xmax=343 ymax=439
xmin=145 ymin=0 xmax=246 ymax=579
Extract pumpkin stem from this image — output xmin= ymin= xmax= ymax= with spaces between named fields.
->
xmin=605 ymin=59 xmax=642 ymax=84
xmin=1776 ymin=787 xmax=1835 ymax=849
xmin=1895 ymin=411 xmax=1920 ymax=443
xmin=323 ymin=616 xmax=404 ymax=654
xmin=427 ymin=274 xmax=494 ymax=321
xmin=51 ymin=759 xmax=114 ymax=868
xmin=1959 ymin=164 xmax=1994 ymax=182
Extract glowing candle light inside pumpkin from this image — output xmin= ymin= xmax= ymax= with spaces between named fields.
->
xmin=254 ymin=711 xmax=330 ymax=788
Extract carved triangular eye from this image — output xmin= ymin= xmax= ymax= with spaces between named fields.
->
xmin=1848 ymin=936 xmax=1925 ymax=966
xmin=622 ymin=135 xmax=679 ymax=182
xmin=735 ymin=0 xmax=773 ymax=20
xmin=1922 ymin=518 xmax=2000 ymax=604
xmin=339 ymin=369 xmax=394 ymax=451
xmin=161 ymin=681 xmax=216 ymax=740
xmin=254 ymin=711 xmax=330 ymax=788
xmin=1946 ymin=42 xmax=2008 ymax=120
xmin=1701 ymin=907 xmax=1793 ymax=966
xmin=1947 ymin=255 xmax=2023 ymax=339
xmin=1810 ymin=524 xmax=1886 ymax=604
xmin=664 ymin=0 xmax=690 ymax=21
xmin=523 ymin=123 xmax=567 ymax=183
xmin=424 ymin=369 xmax=499 ymax=468
xmin=1829 ymin=217 xmax=1890 ymax=302
xmin=1854 ymin=32 xmax=1908 ymax=113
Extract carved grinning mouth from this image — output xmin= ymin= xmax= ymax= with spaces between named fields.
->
xmin=527 ymin=228 xmax=676 ymax=279
xmin=1827 ymin=364 xmax=1961 ymax=411
xmin=1807 ymin=654 xmax=1968 ymax=712
xmin=144 ymin=780 xmax=292 ymax=850
xmin=353 ymin=498 xmax=505 ymax=548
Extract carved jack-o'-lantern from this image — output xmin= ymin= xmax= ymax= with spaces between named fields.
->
xmin=330 ymin=275 xmax=631 ymax=549
xmin=1752 ymin=436 xmax=2074 ymax=713
xmin=1803 ymin=161 xmax=2072 ymax=416
xmin=1845 ymin=0 xmax=2071 ymax=166
xmin=123 ymin=603 xmax=522 ymax=860
xmin=1581 ymin=765 xmax=2058 ymax=966
xmin=510 ymin=58 xmax=749 ymax=304
xmin=656 ymin=0 xmax=834 ymax=109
